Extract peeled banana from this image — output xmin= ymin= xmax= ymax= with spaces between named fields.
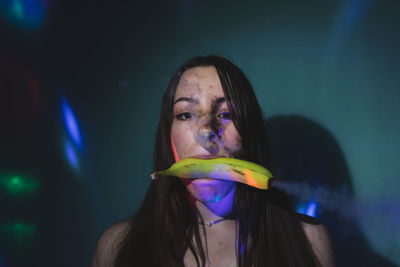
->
xmin=150 ymin=157 xmax=273 ymax=190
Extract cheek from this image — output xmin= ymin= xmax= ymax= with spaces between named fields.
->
xmin=171 ymin=123 xmax=194 ymax=159
xmin=221 ymin=123 xmax=241 ymax=153
xmin=171 ymin=127 xmax=184 ymax=155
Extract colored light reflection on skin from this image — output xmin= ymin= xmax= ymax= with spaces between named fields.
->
xmin=171 ymin=137 xmax=180 ymax=162
xmin=64 ymin=141 xmax=79 ymax=170
xmin=0 ymin=222 xmax=37 ymax=246
xmin=61 ymin=99 xmax=82 ymax=149
xmin=0 ymin=0 xmax=47 ymax=31
xmin=0 ymin=174 xmax=39 ymax=195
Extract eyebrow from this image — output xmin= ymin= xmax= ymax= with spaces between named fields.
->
xmin=173 ymin=97 xmax=198 ymax=105
xmin=173 ymin=97 xmax=226 ymax=105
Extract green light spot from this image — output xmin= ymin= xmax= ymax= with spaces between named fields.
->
xmin=12 ymin=0 xmax=24 ymax=19
xmin=4 ymin=223 xmax=36 ymax=235
xmin=0 ymin=174 xmax=40 ymax=195
xmin=0 ymin=222 xmax=37 ymax=247
xmin=10 ymin=176 xmax=23 ymax=192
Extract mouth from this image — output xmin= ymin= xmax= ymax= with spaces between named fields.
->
xmin=190 ymin=155 xmax=227 ymax=159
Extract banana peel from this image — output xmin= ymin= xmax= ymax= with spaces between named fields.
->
xmin=151 ymin=157 xmax=273 ymax=190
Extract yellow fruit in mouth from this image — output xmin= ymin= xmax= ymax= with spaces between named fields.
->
xmin=151 ymin=157 xmax=273 ymax=190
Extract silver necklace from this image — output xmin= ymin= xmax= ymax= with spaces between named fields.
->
xmin=203 ymin=218 xmax=226 ymax=227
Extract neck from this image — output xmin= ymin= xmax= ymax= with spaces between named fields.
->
xmin=195 ymin=185 xmax=236 ymax=222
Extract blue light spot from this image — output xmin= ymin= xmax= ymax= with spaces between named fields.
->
xmin=0 ymin=0 xmax=47 ymax=31
xmin=296 ymin=202 xmax=306 ymax=214
xmin=62 ymin=99 xmax=82 ymax=149
xmin=305 ymin=201 xmax=318 ymax=218
xmin=239 ymin=242 xmax=246 ymax=256
xmin=65 ymin=141 xmax=79 ymax=170
xmin=12 ymin=0 xmax=23 ymax=19
xmin=0 ymin=251 xmax=4 ymax=267
xmin=296 ymin=201 xmax=318 ymax=218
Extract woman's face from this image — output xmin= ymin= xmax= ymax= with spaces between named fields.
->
xmin=171 ymin=66 xmax=241 ymax=203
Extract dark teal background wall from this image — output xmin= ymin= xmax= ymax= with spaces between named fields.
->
xmin=1 ymin=0 xmax=399 ymax=266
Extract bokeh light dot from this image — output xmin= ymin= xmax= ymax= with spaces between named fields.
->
xmin=0 ymin=174 xmax=40 ymax=195
xmin=62 ymin=99 xmax=82 ymax=148
xmin=305 ymin=201 xmax=318 ymax=218
xmin=64 ymin=141 xmax=79 ymax=171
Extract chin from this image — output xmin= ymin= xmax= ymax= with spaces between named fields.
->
xmin=185 ymin=179 xmax=235 ymax=203
xmin=194 ymin=194 xmax=223 ymax=204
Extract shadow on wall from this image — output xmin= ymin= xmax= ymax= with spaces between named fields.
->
xmin=264 ymin=115 xmax=396 ymax=267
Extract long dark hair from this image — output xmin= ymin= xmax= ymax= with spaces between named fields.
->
xmin=115 ymin=55 xmax=320 ymax=266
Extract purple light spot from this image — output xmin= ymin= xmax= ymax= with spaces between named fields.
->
xmin=239 ymin=242 xmax=246 ymax=256
xmin=62 ymin=99 xmax=82 ymax=148
xmin=218 ymin=128 xmax=223 ymax=137
xmin=65 ymin=141 xmax=79 ymax=170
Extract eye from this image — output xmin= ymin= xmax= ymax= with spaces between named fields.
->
xmin=217 ymin=112 xmax=231 ymax=120
xmin=175 ymin=112 xmax=192 ymax=121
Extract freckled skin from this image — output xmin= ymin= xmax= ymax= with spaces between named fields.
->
xmin=171 ymin=66 xmax=241 ymax=203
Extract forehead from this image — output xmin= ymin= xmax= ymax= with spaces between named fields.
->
xmin=174 ymin=66 xmax=224 ymax=99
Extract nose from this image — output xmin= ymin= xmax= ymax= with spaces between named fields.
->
xmin=195 ymin=117 xmax=219 ymax=154
xmin=197 ymin=127 xmax=216 ymax=142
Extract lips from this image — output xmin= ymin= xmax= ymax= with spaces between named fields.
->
xmin=190 ymin=155 xmax=226 ymax=159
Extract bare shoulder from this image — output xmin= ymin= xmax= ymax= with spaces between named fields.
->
xmin=91 ymin=221 xmax=131 ymax=267
xmin=298 ymin=214 xmax=337 ymax=267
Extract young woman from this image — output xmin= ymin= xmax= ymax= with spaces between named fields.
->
xmin=92 ymin=55 xmax=336 ymax=267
